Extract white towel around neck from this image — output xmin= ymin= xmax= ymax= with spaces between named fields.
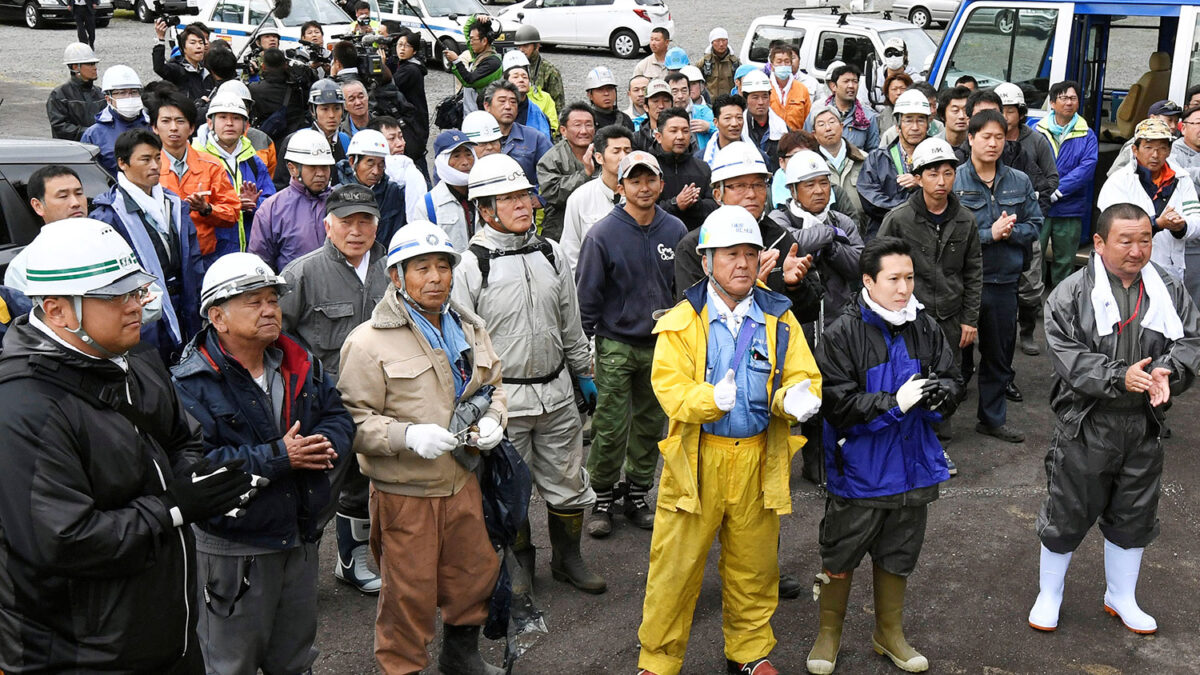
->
xmin=1090 ymin=254 xmax=1183 ymax=340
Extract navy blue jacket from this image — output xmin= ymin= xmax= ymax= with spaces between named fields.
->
xmin=575 ymin=204 xmax=687 ymax=346
xmin=817 ymin=296 xmax=961 ymax=500
xmin=171 ymin=328 xmax=355 ymax=549
xmin=334 ymin=158 xmax=408 ymax=247
xmin=0 ymin=287 xmax=31 ymax=342
xmin=954 ymin=160 xmax=1043 ymax=285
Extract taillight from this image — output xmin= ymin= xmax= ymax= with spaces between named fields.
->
xmin=633 ymin=8 xmax=651 ymax=21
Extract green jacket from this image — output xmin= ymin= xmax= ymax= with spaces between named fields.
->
xmin=528 ymin=52 xmax=565 ymax=111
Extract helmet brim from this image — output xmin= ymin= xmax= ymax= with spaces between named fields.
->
xmin=84 ymin=270 xmax=158 ymax=298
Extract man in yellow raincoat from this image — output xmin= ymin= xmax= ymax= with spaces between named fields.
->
xmin=637 ymin=204 xmax=823 ymax=675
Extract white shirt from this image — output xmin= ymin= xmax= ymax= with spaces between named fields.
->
xmin=561 ymin=176 xmax=620 ymax=272
xmin=385 ymin=154 xmax=429 ymax=220
xmin=353 ymin=253 xmax=370 ymax=284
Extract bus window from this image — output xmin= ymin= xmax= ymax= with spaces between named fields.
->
xmin=748 ymin=25 xmax=805 ymax=64
xmin=937 ymin=6 xmax=1059 ymax=107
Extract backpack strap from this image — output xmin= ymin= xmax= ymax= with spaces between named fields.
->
xmin=468 ymin=240 xmax=557 ymax=290
xmin=425 ymin=192 xmax=436 ymax=221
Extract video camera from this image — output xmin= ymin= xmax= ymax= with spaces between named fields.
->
xmin=286 ymin=40 xmax=332 ymax=69
xmin=330 ymin=31 xmax=399 ymax=84
xmin=150 ymin=0 xmax=201 ymax=25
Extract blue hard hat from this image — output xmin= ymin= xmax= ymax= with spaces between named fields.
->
xmin=664 ymin=46 xmax=690 ymax=70
xmin=434 ymin=130 xmax=472 ymax=155
xmin=735 ymin=64 xmax=758 ymax=81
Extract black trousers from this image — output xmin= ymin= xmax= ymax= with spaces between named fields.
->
xmin=72 ymin=3 xmax=96 ymax=48
xmin=819 ymin=495 xmax=929 ymax=577
xmin=972 ymin=282 xmax=1018 ymax=428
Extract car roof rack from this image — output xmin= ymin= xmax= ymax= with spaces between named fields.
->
xmin=782 ymin=3 xmax=893 ymax=25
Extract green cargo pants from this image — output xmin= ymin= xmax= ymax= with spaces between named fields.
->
xmin=1040 ymin=216 xmax=1082 ymax=288
xmin=587 ymin=336 xmax=666 ymax=488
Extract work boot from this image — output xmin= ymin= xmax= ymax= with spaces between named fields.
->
xmin=621 ymin=480 xmax=655 ymax=530
xmin=438 ymin=624 xmax=504 ymax=675
xmin=975 ymin=422 xmax=1024 ymax=443
xmin=871 ymin=565 xmax=929 ymax=673
xmin=1103 ymin=539 xmax=1157 ymax=634
xmin=547 ymin=508 xmax=607 ymax=594
xmin=807 ymin=571 xmax=853 ymax=675
xmin=1019 ymin=326 xmax=1040 ymax=356
xmin=587 ymin=485 xmax=615 ymax=538
xmin=727 ymin=657 xmax=779 ymax=674
xmin=334 ymin=514 xmax=381 ymax=594
xmin=511 ymin=519 xmax=535 ymax=597
xmin=943 ymin=449 xmax=957 ymax=477
xmin=1028 ymin=544 xmax=1073 ymax=631
xmin=779 ymin=573 xmax=804 ymax=600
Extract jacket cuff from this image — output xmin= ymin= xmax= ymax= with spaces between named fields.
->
xmin=265 ymin=440 xmax=291 ymax=477
xmin=387 ymin=421 xmax=410 ymax=455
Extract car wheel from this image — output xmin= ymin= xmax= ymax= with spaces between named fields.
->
xmin=909 ymin=6 xmax=931 ymax=29
xmin=610 ymin=29 xmax=639 ymax=59
xmin=436 ymin=36 xmax=461 ymax=69
xmin=24 ymin=2 xmax=45 ymax=29
xmin=135 ymin=0 xmax=152 ymax=23
xmin=96 ymin=17 xmax=110 ymax=26
xmin=995 ymin=9 xmax=1015 ymax=35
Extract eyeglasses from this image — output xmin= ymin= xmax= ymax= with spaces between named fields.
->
xmin=722 ymin=180 xmax=768 ymax=193
xmin=94 ymin=284 xmax=152 ymax=306
xmin=899 ymin=117 xmax=927 ymax=127
xmin=496 ymin=190 xmax=535 ymax=205
xmin=1181 ymin=120 xmax=1200 ymax=127
xmin=813 ymin=118 xmax=840 ymax=130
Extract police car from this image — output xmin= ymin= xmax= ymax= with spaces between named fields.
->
xmin=378 ymin=0 xmax=504 ymax=58
xmin=198 ymin=0 xmax=358 ymax=52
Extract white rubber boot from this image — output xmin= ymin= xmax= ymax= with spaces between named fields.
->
xmin=1028 ymin=544 xmax=1072 ymax=631
xmin=1103 ymin=539 xmax=1156 ymax=634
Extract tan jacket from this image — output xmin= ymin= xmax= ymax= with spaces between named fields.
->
xmin=338 ymin=288 xmax=508 ymax=497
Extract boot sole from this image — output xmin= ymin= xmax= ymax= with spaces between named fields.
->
xmin=1104 ymin=604 xmax=1157 ymax=634
xmin=1028 ymin=620 xmax=1057 ymax=632
xmin=872 ymin=640 xmax=929 ymax=673
xmin=806 ymin=658 xmax=836 ymax=675
xmin=333 ymin=573 xmax=382 ymax=595
xmin=551 ymin=568 xmax=607 ymax=594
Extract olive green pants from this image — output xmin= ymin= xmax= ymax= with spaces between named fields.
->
xmin=587 ymin=337 xmax=666 ymax=488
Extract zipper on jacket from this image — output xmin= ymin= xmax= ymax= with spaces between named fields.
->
xmin=148 ymin=433 xmax=190 ymax=658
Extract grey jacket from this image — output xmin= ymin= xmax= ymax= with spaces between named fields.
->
xmin=452 ymin=226 xmax=592 ymax=417
xmin=1045 ymin=254 xmax=1200 ymax=437
xmin=536 ymin=139 xmax=595 ymax=242
xmin=879 ymin=191 xmax=982 ymax=326
xmin=769 ymin=205 xmax=864 ymax=325
xmin=279 ymin=238 xmax=390 ymax=381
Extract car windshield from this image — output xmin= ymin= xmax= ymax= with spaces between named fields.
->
xmin=278 ymin=0 xmax=352 ymax=26
xmin=880 ymin=28 xmax=936 ymax=71
xmin=424 ymin=0 xmax=487 ymax=18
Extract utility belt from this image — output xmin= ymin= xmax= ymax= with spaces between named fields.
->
xmin=502 ymin=358 xmax=565 ymax=386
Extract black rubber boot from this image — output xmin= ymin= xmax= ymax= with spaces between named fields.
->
xmin=1018 ymin=304 xmax=1040 ymax=355
xmin=438 ymin=624 xmax=504 ymax=675
xmin=511 ymin=519 xmax=534 ymax=597
xmin=547 ymin=507 xmax=607 ymax=594
xmin=586 ymin=485 xmax=615 ymax=538
xmin=621 ymin=480 xmax=655 ymax=530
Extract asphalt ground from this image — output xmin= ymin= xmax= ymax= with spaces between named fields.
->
xmin=1 ymin=4 xmax=1197 ymax=674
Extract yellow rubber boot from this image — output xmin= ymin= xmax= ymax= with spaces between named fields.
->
xmin=871 ymin=566 xmax=928 ymax=673
xmin=806 ymin=572 xmax=853 ymax=674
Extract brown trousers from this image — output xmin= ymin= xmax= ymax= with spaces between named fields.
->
xmin=369 ymin=476 xmax=500 ymax=674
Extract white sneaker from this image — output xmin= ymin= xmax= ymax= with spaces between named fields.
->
xmin=1103 ymin=540 xmax=1156 ymax=634
xmin=1028 ymin=544 xmax=1072 ymax=631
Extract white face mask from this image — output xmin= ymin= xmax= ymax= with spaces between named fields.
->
xmin=884 ymin=56 xmax=905 ymax=71
xmin=113 ymin=97 xmax=144 ymax=120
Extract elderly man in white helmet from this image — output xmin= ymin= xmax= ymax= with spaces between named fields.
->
xmin=249 ymin=128 xmax=336 ymax=272
xmin=857 ymin=89 xmax=931 ymax=238
xmin=338 ymin=222 xmax=507 ymax=675
xmin=171 ymin=252 xmax=353 ymax=675
xmin=81 ymin=65 xmax=151 ymax=176
xmin=463 ymin=109 xmax=504 ymax=158
xmin=454 ymin=154 xmax=605 ymax=598
xmin=0 ymin=219 xmax=254 ymax=673
xmin=335 ymin=128 xmax=408 ymax=246
xmin=637 ymin=205 xmax=822 ymax=675
xmin=48 ymin=42 xmax=106 ymax=142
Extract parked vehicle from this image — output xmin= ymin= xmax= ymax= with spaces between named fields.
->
xmin=115 ymin=0 xmax=195 ymax=23
xmin=496 ymin=0 xmax=673 ymax=58
xmin=2 ymin=0 xmax=113 ymax=29
xmin=199 ymin=0 xmax=359 ymax=53
xmin=379 ymin=0 xmax=511 ymax=61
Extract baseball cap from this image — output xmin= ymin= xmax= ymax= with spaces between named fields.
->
xmin=1134 ymin=118 xmax=1174 ymax=141
xmin=327 ymin=183 xmax=380 ymax=219
xmin=646 ymin=79 xmax=672 ymax=100
xmin=884 ymin=37 xmax=906 ymax=53
xmin=709 ymin=27 xmax=728 ymax=43
xmin=1148 ymin=100 xmax=1183 ymax=118
xmin=434 ymin=129 xmax=472 ymax=156
xmin=617 ymin=151 xmax=662 ymax=181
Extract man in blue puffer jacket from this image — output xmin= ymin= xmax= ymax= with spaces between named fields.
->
xmin=808 ymin=236 xmax=960 ymax=675
xmin=335 ymin=129 xmax=407 ymax=247
xmin=171 ymin=252 xmax=354 ymax=675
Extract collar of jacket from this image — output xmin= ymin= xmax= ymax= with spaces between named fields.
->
xmin=608 ymin=202 xmax=672 ymax=233
xmin=370 ymin=285 xmax=486 ymax=331
xmin=201 ymin=134 xmax=256 ymax=164
xmin=475 ymin=224 xmax=536 ymax=251
xmin=908 ymin=188 xmax=961 ymax=221
xmin=1036 ymin=113 xmax=1090 ymax=142
xmin=681 ymin=277 xmax=792 ymax=318
xmin=70 ymin=74 xmax=96 ymax=90
xmin=0 ymin=314 xmax=129 ymax=379
xmin=854 ymin=292 xmax=913 ymax=334
xmin=288 ymin=177 xmax=331 ymax=201
xmin=97 ymin=106 xmax=150 ymax=126
xmin=650 ymin=144 xmax=693 ymax=167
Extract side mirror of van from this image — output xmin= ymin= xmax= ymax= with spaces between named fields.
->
xmin=517 ymin=11 xmax=525 ymax=19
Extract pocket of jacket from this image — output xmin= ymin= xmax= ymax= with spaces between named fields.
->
xmin=384 ymin=355 xmax=434 ymax=380
xmin=312 ymin=302 xmax=355 ymax=349
xmin=956 ymin=190 xmax=985 ymax=211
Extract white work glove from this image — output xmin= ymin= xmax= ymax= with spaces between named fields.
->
xmin=476 ymin=417 xmax=504 ymax=451
xmin=406 ymin=424 xmax=457 ymax=460
xmin=783 ymin=379 xmax=821 ymax=422
xmin=713 ymin=369 xmax=737 ymax=411
xmin=895 ymin=374 xmax=929 ymax=414
xmin=1050 ymin=189 xmax=1063 ymax=204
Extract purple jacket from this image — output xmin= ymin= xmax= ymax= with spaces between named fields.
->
xmin=248 ymin=178 xmax=330 ymax=273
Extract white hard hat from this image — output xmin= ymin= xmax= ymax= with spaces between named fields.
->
xmin=893 ymin=89 xmax=931 ymax=117
xmin=25 ymin=218 xmax=154 ymax=298
xmin=256 ymin=24 xmax=281 ymax=38
xmin=696 ymin=205 xmax=763 ymax=253
xmin=200 ymin=252 xmax=288 ymax=315
xmin=101 ymin=65 xmax=141 ymax=92
xmin=910 ymin=138 xmax=959 ymax=173
xmin=824 ymin=60 xmax=845 ymax=81
xmin=502 ymin=49 xmax=530 ymax=73
xmin=63 ymin=42 xmax=99 ymax=65
xmin=462 ymin=110 xmax=502 ymax=143
xmin=784 ymin=150 xmax=831 ymax=185
xmin=709 ymin=27 xmax=729 ymax=43
xmin=710 ymin=141 xmax=769 ymax=184
xmin=347 ymin=128 xmax=390 ymax=158
xmin=994 ymin=82 xmax=1025 ymax=107
xmin=206 ymin=93 xmax=248 ymax=119
xmin=585 ymin=66 xmax=617 ymax=91
xmin=680 ymin=65 xmax=704 ymax=83
xmin=740 ymin=70 xmax=771 ymax=94
xmin=467 ymin=153 xmax=533 ymax=201
xmin=217 ymin=79 xmax=252 ymax=102
xmin=284 ymin=128 xmax=335 ymax=166
xmin=386 ymin=220 xmax=461 ymax=270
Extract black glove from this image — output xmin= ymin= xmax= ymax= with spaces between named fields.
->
xmin=164 ymin=459 xmax=255 ymax=524
xmin=918 ymin=379 xmax=953 ymax=411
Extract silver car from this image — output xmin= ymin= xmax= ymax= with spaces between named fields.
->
xmin=893 ymin=0 xmax=1054 ymax=35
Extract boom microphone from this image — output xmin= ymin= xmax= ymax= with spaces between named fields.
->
xmin=275 ymin=0 xmax=291 ymax=19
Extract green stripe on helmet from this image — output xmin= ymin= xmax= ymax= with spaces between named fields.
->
xmin=27 ymin=258 xmax=124 ymax=281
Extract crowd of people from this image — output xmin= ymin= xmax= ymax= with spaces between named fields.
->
xmin=3 ymin=11 xmax=1200 ymax=675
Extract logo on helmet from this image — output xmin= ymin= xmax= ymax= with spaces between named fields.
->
xmin=426 ymin=234 xmax=440 ymax=245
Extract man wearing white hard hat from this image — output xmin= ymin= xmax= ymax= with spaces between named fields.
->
xmin=335 ymin=128 xmax=408 ymax=246
xmin=48 ymin=42 xmax=105 ymax=142
xmin=858 ymin=89 xmax=931 ymax=238
xmin=585 ymin=66 xmax=636 ymax=131
xmin=637 ymin=204 xmax=821 ymax=675
xmin=81 ymin=64 xmax=150 ymax=176
xmin=194 ymin=79 xmax=279 ymax=176
xmin=172 ymin=252 xmax=352 ymax=675
xmin=741 ymin=70 xmax=788 ymax=172
xmin=503 ymin=49 xmax=556 ymax=141
xmin=455 ymin=153 xmax=606 ymax=597
xmin=338 ymin=222 xmax=507 ymax=675
xmin=463 ymin=109 xmax=504 ymax=158
xmin=250 ymin=129 xmax=336 ymax=272
xmin=699 ymin=27 xmax=740 ymax=97
xmin=0 ymin=218 xmax=253 ymax=673
xmin=193 ymin=93 xmax=278 ymax=256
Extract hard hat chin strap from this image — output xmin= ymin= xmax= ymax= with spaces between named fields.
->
xmin=705 ymin=250 xmax=752 ymax=306
xmin=397 ymin=265 xmax=453 ymax=317
xmin=62 ymin=296 xmax=126 ymax=359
